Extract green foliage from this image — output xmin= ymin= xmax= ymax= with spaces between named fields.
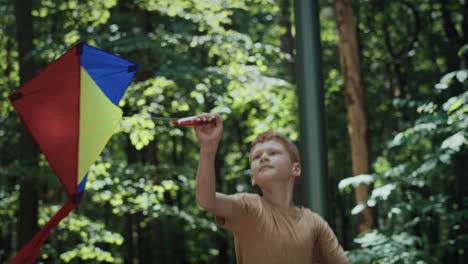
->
xmin=39 ymin=206 xmax=124 ymax=263
xmin=2 ymin=0 xmax=467 ymax=263
xmin=1 ymin=0 xmax=297 ymax=262
xmin=347 ymin=230 xmax=424 ymax=264
xmin=0 ymin=189 xmax=17 ymax=260
xmin=341 ymin=67 xmax=468 ymax=262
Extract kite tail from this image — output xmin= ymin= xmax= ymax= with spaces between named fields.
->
xmin=9 ymin=199 xmax=78 ymax=264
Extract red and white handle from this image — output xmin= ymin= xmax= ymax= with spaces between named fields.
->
xmin=171 ymin=116 xmax=216 ymax=126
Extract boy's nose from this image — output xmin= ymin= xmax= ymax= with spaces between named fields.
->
xmin=259 ymin=153 xmax=269 ymax=162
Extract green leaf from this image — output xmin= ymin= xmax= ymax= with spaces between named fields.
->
xmin=370 ymin=183 xmax=396 ymax=201
xmin=351 ymin=203 xmax=366 ymax=215
xmin=456 ymin=70 xmax=468 ymax=83
xmin=440 ymin=132 xmax=466 ymax=152
xmin=447 ymin=100 xmax=463 ymax=114
xmin=338 ymin=174 xmax=375 ymax=191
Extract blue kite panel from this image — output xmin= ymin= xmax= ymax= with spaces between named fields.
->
xmin=77 ymin=173 xmax=88 ymax=194
xmin=80 ymin=43 xmax=139 ymax=105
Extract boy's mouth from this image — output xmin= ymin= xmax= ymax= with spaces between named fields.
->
xmin=259 ymin=165 xmax=273 ymax=172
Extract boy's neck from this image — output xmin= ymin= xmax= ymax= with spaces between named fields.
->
xmin=260 ymin=180 xmax=295 ymax=209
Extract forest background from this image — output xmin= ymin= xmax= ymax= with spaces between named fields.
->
xmin=0 ymin=0 xmax=467 ymax=263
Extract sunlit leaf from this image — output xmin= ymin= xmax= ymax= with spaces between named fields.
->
xmin=338 ymin=174 xmax=375 ymax=191
xmin=351 ymin=203 xmax=366 ymax=215
xmin=441 ymin=132 xmax=466 ymax=152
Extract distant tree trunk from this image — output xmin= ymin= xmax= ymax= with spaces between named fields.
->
xmin=14 ymin=0 xmax=40 ymax=250
xmin=136 ymin=213 xmax=150 ymax=264
xmin=124 ymin=214 xmax=135 ymax=264
xmin=463 ymin=0 xmax=468 ymax=67
xmin=166 ymin=136 xmax=189 ymax=263
xmin=440 ymin=0 xmax=464 ymax=97
xmin=149 ymin=220 xmax=165 ymax=263
xmin=334 ymin=0 xmax=373 ymax=233
xmin=145 ymin=141 xmax=158 ymax=165
xmin=124 ymin=138 xmax=139 ymax=264
xmin=280 ymin=0 xmax=296 ymax=81
xmin=453 ymin=151 xmax=468 ymax=263
xmin=440 ymin=0 xmax=463 ymax=72
xmin=0 ymin=18 xmax=15 ymax=261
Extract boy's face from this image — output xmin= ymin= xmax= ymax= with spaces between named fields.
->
xmin=250 ymin=140 xmax=300 ymax=187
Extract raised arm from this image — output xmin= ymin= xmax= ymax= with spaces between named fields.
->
xmin=193 ymin=113 xmax=235 ymax=217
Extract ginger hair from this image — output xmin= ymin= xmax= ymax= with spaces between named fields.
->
xmin=250 ymin=130 xmax=300 ymax=164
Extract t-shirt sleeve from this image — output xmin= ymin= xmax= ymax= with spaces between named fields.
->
xmin=314 ymin=215 xmax=349 ymax=264
xmin=215 ymin=193 xmax=260 ymax=233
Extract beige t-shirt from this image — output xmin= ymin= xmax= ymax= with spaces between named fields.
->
xmin=216 ymin=193 xmax=349 ymax=264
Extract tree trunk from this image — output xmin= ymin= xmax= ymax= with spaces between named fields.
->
xmin=124 ymin=139 xmax=139 ymax=264
xmin=136 ymin=213 xmax=150 ymax=264
xmin=1 ymin=22 xmax=15 ymax=261
xmin=440 ymin=0 xmax=464 ymax=97
xmin=279 ymin=0 xmax=296 ymax=81
xmin=440 ymin=0 xmax=463 ymax=70
xmin=463 ymin=0 xmax=468 ymax=67
xmin=453 ymin=151 xmax=468 ymax=263
xmin=14 ymin=0 xmax=40 ymax=250
xmin=334 ymin=0 xmax=373 ymax=233
xmin=124 ymin=214 xmax=135 ymax=264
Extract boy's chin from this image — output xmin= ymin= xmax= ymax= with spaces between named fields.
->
xmin=252 ymin=174 xmax=280 ymax=185
xmin=252 ymin=173 xmax=271 ymax=183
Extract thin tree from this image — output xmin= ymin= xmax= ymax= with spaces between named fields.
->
xmin=280 ymin=0 xmax=296 ymax=81
xmin=335 ymin=0 xmax=373 ymax=233
xmin=14 ymin=0 xmax=40 ymax=252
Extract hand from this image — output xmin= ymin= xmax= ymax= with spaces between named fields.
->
xmin=193 ymin=113 xmax=223 ymax=152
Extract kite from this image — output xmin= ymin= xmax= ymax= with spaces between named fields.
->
xmin=8 ymin=42 xmax=139 ymax=264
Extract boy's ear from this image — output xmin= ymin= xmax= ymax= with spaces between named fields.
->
xmin=292 ymin=162 xmax=301 ymax=177
xmin=251 ymin=178 xmax=256 ymax=186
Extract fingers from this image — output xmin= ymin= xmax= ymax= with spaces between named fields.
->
xmin=196 ymin=113 xmax=216 ymax=123
xmin=214 ymin=115 xmax=223 ymax=128
xmin=193 ymin=113 xmax=223 ymax=147
xmin=194 ymin=113 xmax=222 ymax=127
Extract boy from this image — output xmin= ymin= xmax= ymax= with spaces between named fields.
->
xmin=193 ymin=113 xmax=349 ymax=264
